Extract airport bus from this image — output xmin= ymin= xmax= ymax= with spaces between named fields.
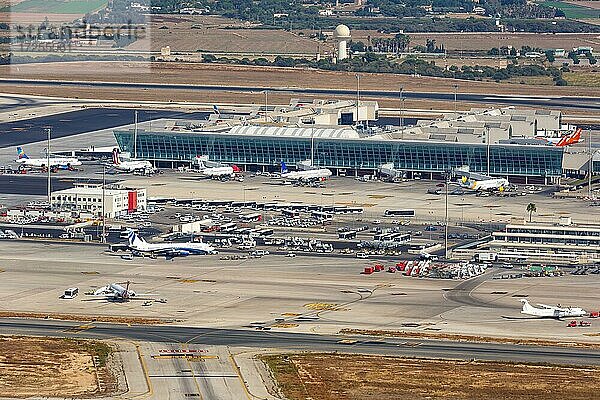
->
xmin=334 ymin=206 xmax=364 ymax=214
xmin=282 ymin=209 xmax=301 ymax=218
xmin=387 ymin=232 xmax=411 ymax=242
xmin=384 ymin=209 xmax=416 ymax=218
xmin=312 ymin=211 xmax=333 ymax=222
xmin=240 ymin=212 xmax=262 ymax=223
xmin=218 ymin=222 xmax=237 ymax=233
xmin=338 ymin=230 xmax=357 ymax=240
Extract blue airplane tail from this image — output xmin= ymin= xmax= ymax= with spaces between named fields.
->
xmin=16 ymin=147 xmax=29 ymax=159
xmin=281 ymin=161 xmax=288 ymax=174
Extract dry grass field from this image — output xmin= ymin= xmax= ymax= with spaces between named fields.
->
xmin=410 ymin=32 xmax=600 ymax=51
xmin=262 ymin=353 xmax=600 ymax=400
xmin=0 ymin=336 xmax=115 ymax=398
xmin=350 ymin=30 xmax=600 ymax=52
xmin=127 ymin=14 xmax=324 ymax=55
xmin=564 ymin=70 xmax=600 ymax=86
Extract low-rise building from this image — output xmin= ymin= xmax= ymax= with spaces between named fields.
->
xmin=51 ymin=183 xmax=146 ymax=218
xmin=454 ymin=219 xmax=600 ymax=265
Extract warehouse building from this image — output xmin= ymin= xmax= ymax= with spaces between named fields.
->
xmin=51 ymin=182 xmax=146 ymax=218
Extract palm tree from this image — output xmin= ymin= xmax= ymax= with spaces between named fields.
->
xmin=526 ymin=203 xmax=537 ymax=223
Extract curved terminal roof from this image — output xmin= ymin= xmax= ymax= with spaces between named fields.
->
xmin=227 ymin=125 xmax=359 ymax=139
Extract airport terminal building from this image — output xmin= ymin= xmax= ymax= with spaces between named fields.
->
xmin=114 ymin=128 xmax=563 ymax=182
xmin=113 ymin=102 xmax=570 ymax=183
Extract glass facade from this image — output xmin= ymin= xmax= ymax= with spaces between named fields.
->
xmin=114 ymin=130 xmax=564 ymax=177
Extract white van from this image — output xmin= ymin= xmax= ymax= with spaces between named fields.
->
xmin=63 ymin=287 xmax=79 ymax=299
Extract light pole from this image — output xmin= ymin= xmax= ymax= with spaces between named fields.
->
xmin=589 ymin=129 xmax=593 ymax=200
xmin=444 ymin=171 xmax=449 ymax=259
xmin=399 ymin=86 xmax=404 ymax=139
xmin=46 ymin=127 xmax=51 ymax=207
xmin=453 ymin=84 xmax=458 ymax=113
xmin=486 ymin=125 xmax=491 ymax=176
xmin=264 ymin=90 xmax=269 ymax=123
xmin=355 ymin=73 xmax=360 ymax=127
xmin=101 ymin=165 xmax=106 ymax=243
xmin=134 ymin=110 xmax=138 ymax=159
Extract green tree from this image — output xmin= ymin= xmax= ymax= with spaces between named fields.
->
xmin=526 ymin=202 xmax=537 ymax=223
xmin=545 ymin=50 xmax=555 ymax=63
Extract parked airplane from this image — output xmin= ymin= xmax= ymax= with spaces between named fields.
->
xmin=536 ymin=128 xmax=582 ymax=147
xmin=520 ymin=299 xmax=587 ymax=319
xmin=90 ymin=281 xmax=157 ymax=302
xmin=126 ymin=231 xmax=217 ymax=258
xmin=110 ymin=148 xmax=156 ymax=174
xmin=280 ymin=161 xmax=332 ymax=182
xmin=555 ymin=128 xmax=582 ymax=147
xmin=15 ymin=147 xmax=82 ymax=170
xmin=459 ymin=175 xmax=510 ymax=192
xmin=193 ymin=156 xmax=241 ymax=179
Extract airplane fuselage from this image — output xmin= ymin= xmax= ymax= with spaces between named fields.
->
xmin=282 ymin=168 xmax=332 ymax=181
xmin=17 ymin=157 xmax=82 ymax=169
xmin=114 ymin=160 xmax=154 ymax=172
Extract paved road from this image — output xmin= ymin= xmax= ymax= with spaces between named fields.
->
xmin=1 ymin=78 xmax=599 ymax=111
xmin=0 ymin=174 xmax=78 ymax=195
xmin=0 ymin=107 xmax=210 ymax=148
xmin=443 ymin=268 xmax=513 ymax=310
xmin=1 ymin=318 xmax=599 ymax=365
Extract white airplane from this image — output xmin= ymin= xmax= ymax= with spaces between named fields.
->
xmin=126 ymin=231 xmax=217 ymax=258
xmin=459 ymin=175 xmax=510 ymax=192
xmin=193 ymin=156 xmax=241 ymax=179
xmin=279 ymin=161 xmax=332 ymax=182
xmin=110 ymin=148 xmax=156 ymax=174
xmin=16 ymin=147 xmax=82 ymax=170
xmin=520 ymin=299 xmax=587 ymax=319
xmin=90 ymin=281 xmax=157 ymax=302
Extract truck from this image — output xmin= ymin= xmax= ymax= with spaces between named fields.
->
xmin=475 ymin=252 xmax=498 ymax=262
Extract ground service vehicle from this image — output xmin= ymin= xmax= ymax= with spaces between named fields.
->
xmin=63 ymin=287 xmax=79 ymax=299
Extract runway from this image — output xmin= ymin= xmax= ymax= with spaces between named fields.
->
xmin=1 ymin=78 xmax=599 ymax=110
xmin=0 ymin=108 xmax=210 ymax=148
xmin=1 ymin=318 xmax=599 ymax=366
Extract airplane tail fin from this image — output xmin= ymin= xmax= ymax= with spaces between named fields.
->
xmin=570 ymin=128 xmax=582 ymax=144
xmin=232 ymin=165 xmax=241 ymax=173
xmin=556 ymin=135 xmax=568 ymax=147
xmin=556 ymin=128 xmax=582 ymax=147
xmin=16 ymin=147 xmax=29 ymax=159
xmin=520 ymin=299 xmax=536 ymax=314
xmin=127 ymin=230 xmax=145 ymax=247
xmin=281 ymin=161 xmax=288 ymax=174
xmin=112 ymin=148 xmax=120 ymax=165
